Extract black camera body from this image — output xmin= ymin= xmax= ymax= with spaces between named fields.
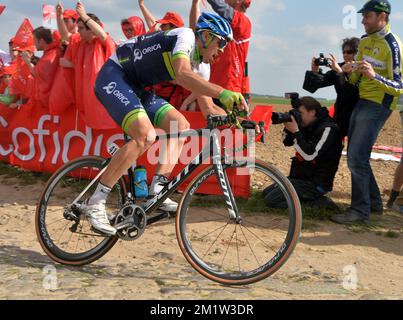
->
xmin=271 ymin=93 xmax=302 ymax=125
xmin=314 ymin=53 xmax=331 ymax=68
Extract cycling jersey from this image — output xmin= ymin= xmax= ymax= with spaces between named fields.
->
xmin=110 ymin=28 xmax=201 ymax=86
xmin=95 ymin=28 xmax=206 ymax=132
xmin=349 ymin=24 xmax=403 ymax=110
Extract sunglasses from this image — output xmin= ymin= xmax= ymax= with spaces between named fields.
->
xmin=209 ymin=33 xmax=228 ymax=49
xmin=343 ymin=50 xmax=355 ymax=54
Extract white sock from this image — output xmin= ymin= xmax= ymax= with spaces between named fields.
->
xmin=149 ymin=175 xmax=168 ymax=196
xmin=88 ymin=183 xmax=112 ymax=205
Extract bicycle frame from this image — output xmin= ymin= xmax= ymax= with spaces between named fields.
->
xmin=129 ymin=126 xmax=244 ymax=222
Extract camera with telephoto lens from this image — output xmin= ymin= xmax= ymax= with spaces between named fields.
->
xmin=314 ymin=53 xmax=331 ymax=67
xmin=271 ymin=93 xmax=302 ymax=125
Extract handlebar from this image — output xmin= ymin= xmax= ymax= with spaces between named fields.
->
xmin=206 ymin=109 xmax=266 ymax=144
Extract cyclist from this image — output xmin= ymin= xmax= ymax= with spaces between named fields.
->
xmin=83 ymin=12 xmax=248 ymax=235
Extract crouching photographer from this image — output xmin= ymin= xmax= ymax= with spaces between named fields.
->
xmin=263 ymin=95 xmax=343 ymax=209
xmin=303 ymin=38 xmax=360 ymax=138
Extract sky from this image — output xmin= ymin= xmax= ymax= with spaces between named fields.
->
xmin=1 ymin=0 xmax=403 ymax=100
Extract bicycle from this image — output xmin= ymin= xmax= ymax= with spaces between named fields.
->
xmin=35 ymin=111 xmax=302 ymax=285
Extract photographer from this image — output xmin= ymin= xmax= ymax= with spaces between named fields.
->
xmin=303 ymin=38 xmax=360 ymax=138
xmin=263 ymin=96 xmax=343 ymax=209
xmin=331 ymin=0 xmax=402 ymax=224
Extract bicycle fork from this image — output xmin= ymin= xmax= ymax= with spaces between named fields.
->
xmin=211 ymin=131 xmax=241 ymax=223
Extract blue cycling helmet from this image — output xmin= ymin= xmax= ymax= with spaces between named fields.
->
xmin=195 ymin=12 xmax=233 ymax=42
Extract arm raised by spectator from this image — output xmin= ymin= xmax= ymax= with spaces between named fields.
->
xmin=56 ymin=2 xmax=70 ymax=43
xmin=76 ymin=1 xmax=108 ymax=44
xmin=190 ymin=0 xmax=201 ymax=30
xmin=138 ymin=0 xmax=157 ymax=30
xmin=206 ymin=0 xmax=234 ymax=22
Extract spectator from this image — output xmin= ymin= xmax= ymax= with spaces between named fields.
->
xmin=60 ymin=1 xmax=117 ymax=130
xmin=49 ymin=2 xmax=80 ymax=115
xmin=196 ymin=0 xmax=252 ymax=101
xmin=263 ymin=97 xmax=343 ymax=209
xmin=0 ymin=38 xmax=18 ymax=70
xmin=303 ymin=38 xmax=360 ymax=138
xmin=138 ymin=0 xmax=184 ymax=32
xmin=7 ymin=50 xmax=35 ymax=109
xmin=121 ymin=16 xmax=146 ymax=39
xmin=21 ymin=27 xmax=61 ymax=109
xmin=1 ymin=38 xmax=18 ymax=66
xmin=0 ymin=65 xmax=18 ymax=107
xmin=331 ymin=0 xmax=403 ymax=224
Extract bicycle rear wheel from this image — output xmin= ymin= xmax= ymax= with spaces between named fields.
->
xmin=176 ymin=159 xmax=302 ymax=285
xmin=35 ymin=156 xmax=126 ymax=266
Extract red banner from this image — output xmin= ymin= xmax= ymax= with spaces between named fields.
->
xmin=0 ymin=5 xmax=6 ymax=16
xmin=12 ymin=18 xmax=35 ymax=52
xmin=0 ymin=103 xmax=272 ymax=197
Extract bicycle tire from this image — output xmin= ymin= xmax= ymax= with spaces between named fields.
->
xmin=35 ymin=156 xmax=126 ymax=266
xmin=176 ymin=159 xmax=302 ymax=285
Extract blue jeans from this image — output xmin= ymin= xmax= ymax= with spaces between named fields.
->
xmin=347 ymin=99 xmax=392 ymax=218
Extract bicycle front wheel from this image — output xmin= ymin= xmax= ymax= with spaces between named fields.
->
xmin=176 ymin=159 xmax=302 ymax=285
xmin=35 ymin=156 xmax=126 ymax=266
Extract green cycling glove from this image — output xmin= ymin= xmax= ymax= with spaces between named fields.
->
xmin=219 ymin=90 xmax=245 ymax=114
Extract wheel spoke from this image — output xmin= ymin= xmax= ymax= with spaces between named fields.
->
xmin=202 ymin=222 xmax=229 ymax=260
xmin=239 ymin=225 xmax=261 ymax=268
xmin=196 ymin=223 xmax=228 ymax=242
xmin=240 ymin=223 xmax=278 ymax=254
xmin=220 ymin=224 xmax=236 ymax=270
xmin=56 ymin=221 xmax=71 ymax=244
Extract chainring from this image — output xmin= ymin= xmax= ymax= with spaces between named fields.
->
xmin=113 ymin=203 xmax=147 ymax=241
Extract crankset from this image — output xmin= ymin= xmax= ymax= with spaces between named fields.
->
xmin=113 ymin=203 xmax=147 ymax=241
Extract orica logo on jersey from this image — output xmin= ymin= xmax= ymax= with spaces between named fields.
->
xmin=103 ymin=82 xmax=131 ymax=107
xmin=142 ymin=43 xmax=162 ymax=55
xmin=133 ymin=49 xmax=143 ymax=62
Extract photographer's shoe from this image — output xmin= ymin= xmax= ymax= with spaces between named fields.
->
xmin=81 ymin=201 xmax=117 ymax=236
xmin=330 ymin=211 xmax=368 ymax=225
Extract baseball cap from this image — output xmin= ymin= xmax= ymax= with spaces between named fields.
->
xmin=63 ymin=9 xmax=79 ymax=20
xmin=358 ymin=0 xmax=391 ymax=14
xmin=156 ymin=12 xmax=184 ymax=28
xmin=243 ymin=0 xmax=252 ymax=9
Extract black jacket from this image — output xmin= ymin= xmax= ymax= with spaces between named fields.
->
xmin=303 ymin=63 xmax=359 ymax=137
xmin=283 ymin=108 xmax=343 ymax=192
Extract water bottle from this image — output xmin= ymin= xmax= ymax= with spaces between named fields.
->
xmin=134 ymin=166 xmax=148 ymax=198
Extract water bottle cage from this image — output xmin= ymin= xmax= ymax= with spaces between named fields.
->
xmin=134 ymin=181 xmax=148 ymax=191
